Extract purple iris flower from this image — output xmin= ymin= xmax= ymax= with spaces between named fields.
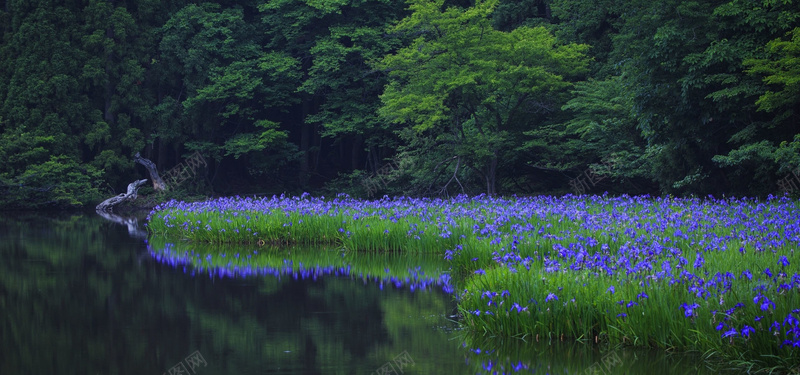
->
xmin=781 ymin=339 xmax=800 ymax=348
xmin=754 ymin=294 xmax=776 ymax=311
xmin=694 ymin=254 xmax=705 ymax=269
xmin=511 ymin=302 xmax=528 ymax=313
xmin=722 ymin=328 xmax=738 ymax=338
xmin=741 ymin=325 xmax=755 ymax=338
xmin=681 ymin=302 xmax=700 ymax=318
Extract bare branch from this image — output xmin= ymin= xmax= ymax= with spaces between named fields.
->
xmin=134 ymin=152 xmax=167 ymax=191
xmin=440 ymin=156 xmax=465 ymax=196
xmin=96 ymin=179 xmax=148 ymax=212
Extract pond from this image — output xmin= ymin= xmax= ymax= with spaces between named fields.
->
xmin=0 ymin=213 xmax=722 ymax=374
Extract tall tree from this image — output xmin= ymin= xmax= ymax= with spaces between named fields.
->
xmin=719 ymin=10 xmax=800 ymax=182
xmin=377 ymin=0 xmax=588 ymax=195
xmin=80 ymin=0 xmax=162 ymax=187
xmin=0 ymin=0 xmax=187 ymax=207
xmin=157 ymin=3 xmax=302 ymax=191
xmin=259 ymin=0 xmax=407 ymax=183
xmin=523 ymin=76 xmax=655 ymax=193
xmin=602 ymin=0 xmax=799 ymax=195
xmin=0 ymin=0 xmax=104 ymax=207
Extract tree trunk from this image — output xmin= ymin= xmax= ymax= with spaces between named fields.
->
xmin=300 ymin=98 xmax=312 ymax=174
xmin=134 ymin=152 xmax=167 ymax=191
xmin=300 ymin=121 xmax=311 ymax=174
xmin=351 ymin=135 xmax=362 ymax=170
xmin=485 ymin=155 xmax=498 ymax=195
xmin=96 ymin=179 xmax=148 ymax=212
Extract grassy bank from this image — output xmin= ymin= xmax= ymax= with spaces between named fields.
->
xmin=147 ymin=193 xmax=800 ymax=373
xmin=146 ymin=193 xmax=476 ymax=251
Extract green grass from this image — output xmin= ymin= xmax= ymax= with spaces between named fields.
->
xmin=146 ymin=194 xmax=800 ymax=373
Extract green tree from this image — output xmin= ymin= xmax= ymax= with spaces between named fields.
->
xmin=700 ymin=0 xmax=800 ymax=194
xmin=549 ymin=0 xmax=622 ymax=77
xmin=259 ymin=0 xmax=408 ymax=185
xmin=80 ymin=0 xmax=164 ymax=188
xmin=523 ymin=76 xmax=654 ymax=193
xmin=156 ymin=3 xmax=303 ymax=191
xmin=744 ymin=26 xmax=800 ymax=123
xmin=300 ymin=24 xmax=405 ymax=174
xmin=0 ymin=0 xmax=189 ymax=207
xmin=0 ymin=1 xmax=104 ymax=208
xmin=378 ymin=0 xmax=588 ymax=195
xmin=571 ymin=0 xmax=799 ymax=195
xmin=602 ymin=0 xmax=722 ymax=193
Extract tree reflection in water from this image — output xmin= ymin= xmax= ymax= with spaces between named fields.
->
xmin=0 ymin=213 xmax=721 ymax=375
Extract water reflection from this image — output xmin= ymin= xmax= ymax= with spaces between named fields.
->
xmin=460 ymin=334 xmax=720 ymax=375
xmin=95 ymin=210 xmax=149 ymax=240
xmin=0 ymin=213 xmax=724 ymax=375
xmin=0 ymin=213 xmax=464 ymax=375
xmin=147 ymin=239 xmax=455 ymax=293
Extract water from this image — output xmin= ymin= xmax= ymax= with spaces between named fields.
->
xmin=0 ymin=213 xmax=723 ymax=374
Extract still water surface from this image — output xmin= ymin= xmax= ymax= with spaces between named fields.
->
xmin=0 ymin=213 xmax=721 ymax=374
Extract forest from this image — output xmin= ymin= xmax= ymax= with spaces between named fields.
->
xmin=0 ymin=0 xmax=798 ymax=208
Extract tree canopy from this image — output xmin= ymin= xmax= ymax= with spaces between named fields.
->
xmin=0 ymin=0 xmax=798 ymax=207
xmin=378 ymin=0 xmax=588 ymax=195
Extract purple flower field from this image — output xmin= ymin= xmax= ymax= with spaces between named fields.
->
xmin=148 ymin=193 xmax=800 ymax=372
